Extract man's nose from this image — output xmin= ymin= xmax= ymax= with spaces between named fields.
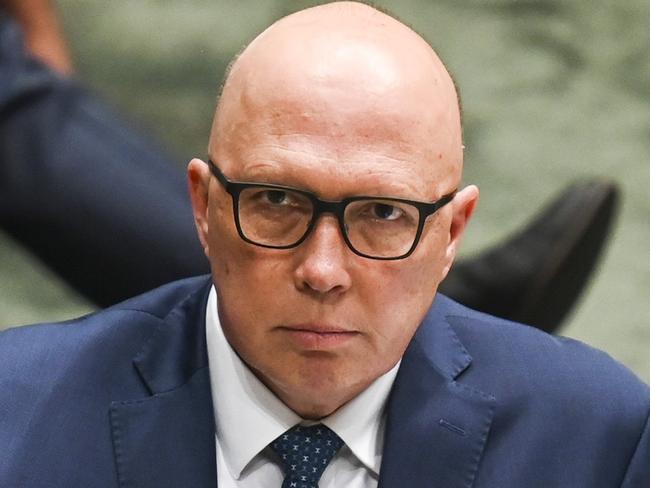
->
xmin=293 ymin=215 xmax=352 ymax=296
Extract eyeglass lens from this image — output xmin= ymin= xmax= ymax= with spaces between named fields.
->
xmin=237 ymin=187 xmax=420 ymax=258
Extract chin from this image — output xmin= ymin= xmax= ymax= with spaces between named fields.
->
xmin=296 ymin=369 xmax=376 ymax=411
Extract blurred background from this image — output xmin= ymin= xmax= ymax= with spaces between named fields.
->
xmin=1 ymin=0 xmax=649 ymax=380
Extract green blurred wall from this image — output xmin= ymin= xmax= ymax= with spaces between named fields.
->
xmin=1 ymin=0 xmax=649 ymax=380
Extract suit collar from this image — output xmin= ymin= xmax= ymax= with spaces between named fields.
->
xmin=132 ymin=277 xmax=212 ymax=395
xmin=378 ymin=294 xmax=496 ymax=488
xmin=411 ymin=293 xmax=474 ymax=381
xmin=110 ymin=277 xmax=217 ymax=488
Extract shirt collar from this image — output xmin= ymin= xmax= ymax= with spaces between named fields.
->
xmin=205 ymin=286 xmax=400 ymax=478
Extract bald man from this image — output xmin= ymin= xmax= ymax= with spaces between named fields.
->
xmin=0 ymin=3 xmax=648 ymax=487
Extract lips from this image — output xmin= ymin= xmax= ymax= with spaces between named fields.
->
xmin=278 ymin=324 xmax=359 ymax=349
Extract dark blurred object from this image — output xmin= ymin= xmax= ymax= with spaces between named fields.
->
xmin=440 ymin=179 xmax=621 ymax=333
xmin=0 ymin=18 xmax=208 ymax=307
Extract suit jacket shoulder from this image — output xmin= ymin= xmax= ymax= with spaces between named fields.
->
xmin=400 ymin=294 xmax=650 ymax=487
xmin=0 ymin=275 xmax=214 ymax=488
xmin=441 ymin=294 xmax=650 ymax=414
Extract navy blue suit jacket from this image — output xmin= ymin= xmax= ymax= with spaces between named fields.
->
xmin=1 ymin=276 xmax=649 ymax=487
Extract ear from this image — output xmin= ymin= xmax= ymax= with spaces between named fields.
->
xmin=187 ymin=158 xmax=212 ymax=257
xmin=441 ymin=184 xmax=479 ymax=279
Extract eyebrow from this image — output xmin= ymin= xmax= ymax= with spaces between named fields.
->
xmin=210 ymin=159 xmax=449 ymax=204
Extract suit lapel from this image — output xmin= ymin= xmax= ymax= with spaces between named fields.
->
xmin=109 ymin=279 xmax=217 ymax=488
xmin=379 ymin=296 xmax=496 ymax=488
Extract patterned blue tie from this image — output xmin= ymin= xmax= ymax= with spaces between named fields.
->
xmin=270 ymin=424 xmax=344 ymax=488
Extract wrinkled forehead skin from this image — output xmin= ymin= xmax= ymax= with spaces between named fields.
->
xmin=209 ymin=1 xmax=463 ymax=192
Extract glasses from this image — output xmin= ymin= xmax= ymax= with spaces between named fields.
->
xmin=207 ymin=159 xmax=456 ymax=260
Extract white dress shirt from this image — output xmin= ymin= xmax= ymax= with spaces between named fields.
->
xmin=205 ymin=286 xmax=400 ymax=487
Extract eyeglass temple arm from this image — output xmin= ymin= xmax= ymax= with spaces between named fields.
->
xmin=206 ymin=159 xmax=231 ymax=189
xmin=421 ymin=190 xmax=457 ymax=217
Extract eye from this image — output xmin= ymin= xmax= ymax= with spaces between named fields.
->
xmin=370 ymin=203 xmax=404 ymax=221
xmin=243 ymin=188 xmax=311 ymax=212
xmin=263 ymin=190 xmax=290 ymax=205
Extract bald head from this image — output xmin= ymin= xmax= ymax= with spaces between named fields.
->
xmin=210 ymin=1 xmax=463 ymax=182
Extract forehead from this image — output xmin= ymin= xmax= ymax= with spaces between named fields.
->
xmin=210 ymin=23 xmax=462 ymax=199
xmin=212 ymin=77 xmax=461 ymax=200
xmin=218 ymin=118 xmax=457 ymax=202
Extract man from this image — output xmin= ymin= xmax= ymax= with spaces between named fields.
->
xmin=1 ymin=2 xmax=647 ymax=487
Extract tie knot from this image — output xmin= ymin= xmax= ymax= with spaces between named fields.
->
xmin=270 ymin=424 xmax=344 ymax=488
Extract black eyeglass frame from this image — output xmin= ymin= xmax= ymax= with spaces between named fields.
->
xmin=207 ymin=159 xmax=457 ymax=260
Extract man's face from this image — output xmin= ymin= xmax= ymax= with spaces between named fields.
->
xmin=188 ymin=8 xmax=477 ymax=418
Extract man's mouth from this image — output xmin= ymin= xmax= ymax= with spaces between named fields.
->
xmin=278 ymin=324 xmax=359 ymax=349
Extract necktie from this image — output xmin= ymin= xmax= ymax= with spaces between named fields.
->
xmin=270 ymin=424 xmax=344 ymax=488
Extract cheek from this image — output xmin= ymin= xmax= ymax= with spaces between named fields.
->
xmin=209 ymin=232 xmax=295 ymax=328
xmin=211 ymin=250 xmax=293 ymax=374
xmin=206 ymin=197 xmax=268 ymax=278
xmin=413 ymin=217 xmax=451 ymax=283
xmin=377 ymin=263 xmax=437 ymax=326
xmin=361 ymin=229 xmax=447 ymax=341
xmin=382 ymin=235 xmax=446 ymax=299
